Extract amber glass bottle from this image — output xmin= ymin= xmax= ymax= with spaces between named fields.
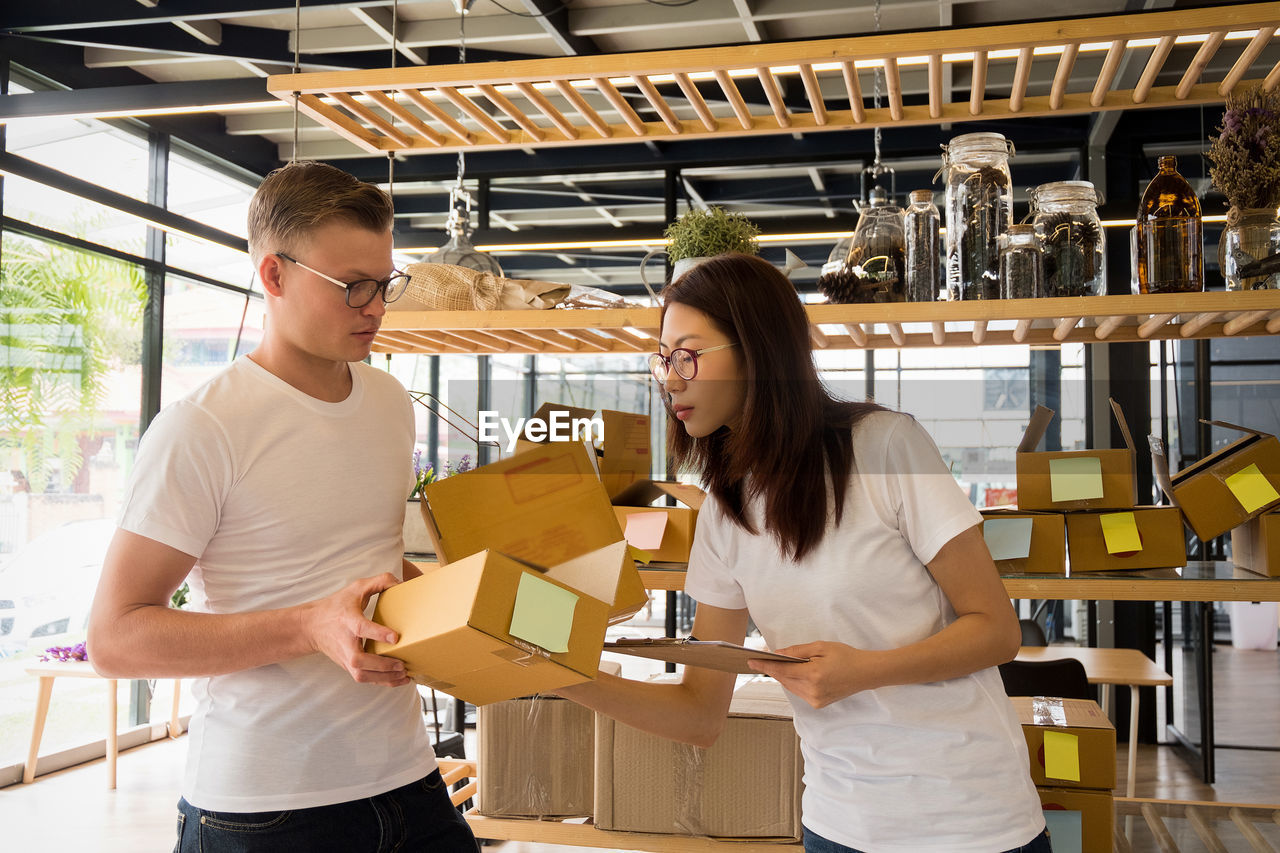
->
xmin=1135 ymin=155 xmax=1204 ymax=294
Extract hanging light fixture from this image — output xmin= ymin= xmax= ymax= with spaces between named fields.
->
xmin=424 ymin=3 xmax=503 ymax=275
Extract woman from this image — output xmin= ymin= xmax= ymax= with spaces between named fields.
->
xmin=558 ymin=254 xmax=1049 ymax=852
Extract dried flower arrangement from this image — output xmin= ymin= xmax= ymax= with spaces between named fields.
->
xmin=1207 ymin=86 xmax=1280 ymax=212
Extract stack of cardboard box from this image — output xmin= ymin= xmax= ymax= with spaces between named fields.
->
xmin=983 ymin=400 xmax=1186 ymax=573
xmin=1012 ymin=697 xmax=1117 ymax=853
xmin=1151 ymin=420 xmax=1280 ymax=576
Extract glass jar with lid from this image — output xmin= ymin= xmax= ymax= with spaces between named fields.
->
xmin=1031 ymin=180 xmax=1106 ymax=297
xmin=998 ymin=224 xmax=1044 ymax=299
xmin=903 ymin=189 xmax=941 ymax=302
xmin=817 ymin=187 xmax=906 ymax=303
xmin=940 ymin=131 xmax=1015 ymax=300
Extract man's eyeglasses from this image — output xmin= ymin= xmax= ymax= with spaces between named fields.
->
xmin=648 ymin=342 xmax=738 ymax=384
xmin=275 ymin=252 xmax=411 ymax=309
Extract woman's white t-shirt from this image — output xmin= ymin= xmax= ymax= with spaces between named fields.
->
xmin=685 ymin=411 xmax=1044 ymax=852
xmin=117 ymin=357 xmax=437 ymax=812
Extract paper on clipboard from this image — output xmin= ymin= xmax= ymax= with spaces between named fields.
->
xmin=604 ymin=637 xmax=809 ymax=674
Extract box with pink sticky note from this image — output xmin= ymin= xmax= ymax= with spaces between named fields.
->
xmin=610 ymin=479 xmax=706 ymax=564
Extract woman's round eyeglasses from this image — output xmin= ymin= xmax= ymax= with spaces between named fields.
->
xmin=275 ymin=252 xmax=411 ymax=309
xmin=648 ymin=342 xmax=737 ymax=384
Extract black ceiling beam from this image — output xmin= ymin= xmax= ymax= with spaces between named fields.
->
xmin=0 ymin=0 xmax=386 ymax=32
xmin=515 ymin=0 xmax=598 ymax=56
xmin=0 ymin=77 xmax=270 ymax=120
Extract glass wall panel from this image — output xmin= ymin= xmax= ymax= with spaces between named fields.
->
xmin=160 ymin=275 xmax=264 ymax=409
xmin=2 ymin=175 xmax=148 ymax=255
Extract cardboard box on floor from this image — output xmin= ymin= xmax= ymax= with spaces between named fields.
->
xmin=1232 ymin=509 xmax=1280 ymax=577
xmin=612 ymin=479 xmax=707 ymax=564
xmin=476 ymin=661 xmax=621 ymax=818
xmin=1065 ymin=507 xmax=1187 ymax=572
xmin=1151 ymin=422 xmax=1280 ymax=542
xmin=594 ymin=679 xmax=803 ymax=840
xmin=1015 ymin=399 xmax=1137 ymax=511
xmin=980 ymin=509 xmax=1065 ymax=573
xmin=419 ymin=440 xmax=646 ymax=624
xmin=1011 ymin=697 xmax=1116 ymax=791
xmin=368 ymin=546 xmax=627 ymax=705
xmin=1037 ymin=786 xmax=1114 ymax=853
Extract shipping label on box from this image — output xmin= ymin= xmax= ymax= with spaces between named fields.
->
xmin=421 ymin=441 xmax=646 ymax=623
xmin=1231 ymin=509 xmax=1280 ymax=577
xmin=980 ymin=509 xmax=1065 ymax=574
xmin=1151 ymin=422 xmax=1280 ymax=542
xmin=1065 ymin=507 xmax=1187 ymax=572
xmin=1015 ymin=399 xmax=1137 ymax=511
xmin=594 ymin=679 xmax=803 ymax=840
xmin=1037 ymin=786 xmax=1114 ymax=853
xmin=1011 ymin=697 xmax=1116 ymax=791
xmin=368 ymin=548 xmax=621 ymax=706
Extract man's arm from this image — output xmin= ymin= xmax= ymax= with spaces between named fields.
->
xmin=87 ymin=529 xmax=410 ymax=686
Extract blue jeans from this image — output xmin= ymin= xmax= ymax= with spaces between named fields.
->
xmin=175 ymin=770 xmax=478 ymax=852
xmin=803 ymin=827 xmax=1053 ymax=853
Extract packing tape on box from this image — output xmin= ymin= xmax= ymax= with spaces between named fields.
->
xmin=1031 ymin=697 xmax=1069 ymax=728
xmin=496 ymin=639 xmax=553 ymax=668
xmin=673 ymin=741 xmax=709 ymax=836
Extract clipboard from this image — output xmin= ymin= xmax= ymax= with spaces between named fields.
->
xmin=604 ymin=638 xmax=808 ymax=674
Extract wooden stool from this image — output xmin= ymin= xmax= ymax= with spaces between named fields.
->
xmin=23 ymin=661 xmax=184 ymax=789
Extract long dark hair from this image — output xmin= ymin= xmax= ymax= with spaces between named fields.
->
xmin=662 ymin=253 xmax=884 ymax=561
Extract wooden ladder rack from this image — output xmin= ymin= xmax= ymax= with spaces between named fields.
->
xmin=267 ymin=3 xmax=1280 ymax=157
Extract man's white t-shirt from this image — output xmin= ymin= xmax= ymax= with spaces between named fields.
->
xmin=117 ymin=356 xmax=436 ymax=812
xmin=685 ymin=411 xmax=1043 ymax=853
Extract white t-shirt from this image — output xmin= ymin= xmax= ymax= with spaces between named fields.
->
xmin=685 ymin=411 xmax=1043 ymax=853
xmin=117 ymin=356 xmax=436 ymax=812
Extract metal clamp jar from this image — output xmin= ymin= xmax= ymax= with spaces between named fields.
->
xmin=1031 ymin=180 xmax=1106 ymax=297
xmin=940 ymin=132 xmax=1015 ymax=300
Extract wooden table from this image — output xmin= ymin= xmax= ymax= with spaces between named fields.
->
xmin=1015 ymin=645 xmax=1172 ymax=799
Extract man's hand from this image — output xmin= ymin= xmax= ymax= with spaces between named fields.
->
xmin=747 ymin=641 xmax=876 ymax=709
xmin=301 ymin=573 xmax=409 ymax=687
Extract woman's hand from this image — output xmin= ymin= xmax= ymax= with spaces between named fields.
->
xmin=748 ymin=641 xmax=879 ymax=708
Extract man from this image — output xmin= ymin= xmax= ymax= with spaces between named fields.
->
xmin=88 ymin=161 xmax=478 ymax=851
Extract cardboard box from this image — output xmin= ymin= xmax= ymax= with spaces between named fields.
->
xmin=420 ymin=441 xmax=647 ymax=624
xmin=599 ymin=409 xmax=652 ymax=500
xmin=980 ymin=509 xmax=1066 ymax=574
xmin=1011 ymin=697 xmax=1116 ymax=791
xmin=1015 ymin=400 xmax=1137 ymax=511
xmin=512 ymin=402 xmax=597 ymax=457
xmin=476 ymin=661 xmax=621 ymax=818
xmin=594 ymin=679 xmax=803 ymax=840
xmin=1037 ymin=786 xmax=1114 ymax=853
xmin=612 ymin=480 xmax=707 ymax=564
xmin=1064 ymin=507 xmax=1187 ymax=572
xmin=368 ymin=546 xmax=624 ymax=706
xmin=1151 ymin=421 xmax=1280 ymax=542
xmin=1231 ymin=509 xmax=1280 ymax=577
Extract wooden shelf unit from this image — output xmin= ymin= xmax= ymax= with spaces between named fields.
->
xmin=266 ymin=4 xmax=1279 ymax=158
xmin=376 ymin=291 xmax=1280 ymax=356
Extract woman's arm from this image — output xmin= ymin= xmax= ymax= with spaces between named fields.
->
xmin=749 ymin=523 xmax=1019 ymax=707
xmin=556 ymin=603 xmax=749 ymax=748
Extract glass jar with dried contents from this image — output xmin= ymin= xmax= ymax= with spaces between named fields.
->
xmin=904 ymin=189 xmax=942 ymax=302
xmin=941 ymin=132 xmax=1015 ymax=300
xmin=1031 ymin=181 xmax=1106 ymax=297
xmin=998 ymin=224 xmax=1044 ymax=299
xmin=818 ymin=188 xmax=906 ymax=303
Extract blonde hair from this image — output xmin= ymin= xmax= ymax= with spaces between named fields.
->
xmin=247 ymin=161 xmax=393 ymax=264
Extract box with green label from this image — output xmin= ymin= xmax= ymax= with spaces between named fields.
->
xmin=979 ymin=509 xmax=1065 ymax=574
xmin=367 ymin=544 xmax=628 ymax=706
xmin=1151 ymin=421 xmax=1280 ymax=542
xmin=1064 ymin=507 xmax=1187 ymax=572
xmin=1011 ymin=697 xmax=1115 ymax=791
xmin=1015 ymin=399 xmax=1137 ymax=512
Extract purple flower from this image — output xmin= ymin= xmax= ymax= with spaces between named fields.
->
xmin=39 ymin=642 xmax=88 ymax=663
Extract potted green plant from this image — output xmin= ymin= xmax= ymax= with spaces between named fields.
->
xmin=641 ymin=207 xmax=762 ymax=291
xmin=1207 ymin=85 xmax=1280 ymax=290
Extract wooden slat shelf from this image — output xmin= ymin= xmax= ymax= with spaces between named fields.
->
xmin=376 ymin=291 xmax=1280 ymax=356
xmin=266 ymin=4 xmax=1279 ymax=157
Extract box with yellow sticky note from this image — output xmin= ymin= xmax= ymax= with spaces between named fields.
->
xmin=367 ymin=546 xmax=628 ymax=706
xmin=1231 ymin=509 xmax=1280 ymax=577
xmin=419 ymin=440 xmax=647 ymax=625
xmin=611 ymin=479 xmax=706 ymax=564
xmin=1064 ymin=507 xmax=1187 ymax=572
xmin=1015 ymin=399 xmax=1137 ymax=512
xmin=1150 ymin=421 xmax=1280 ymax=542
xmin=979 ymin=509 xmax=1066 ymax=573
xmin=1011 ymin=696 xmax=1116 ymax=791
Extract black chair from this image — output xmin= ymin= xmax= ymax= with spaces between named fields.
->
xmin=998 ymin=657 xmax=1095 ymax=702
xmin=1019 ymin=618 xmax=1049 ymax=647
